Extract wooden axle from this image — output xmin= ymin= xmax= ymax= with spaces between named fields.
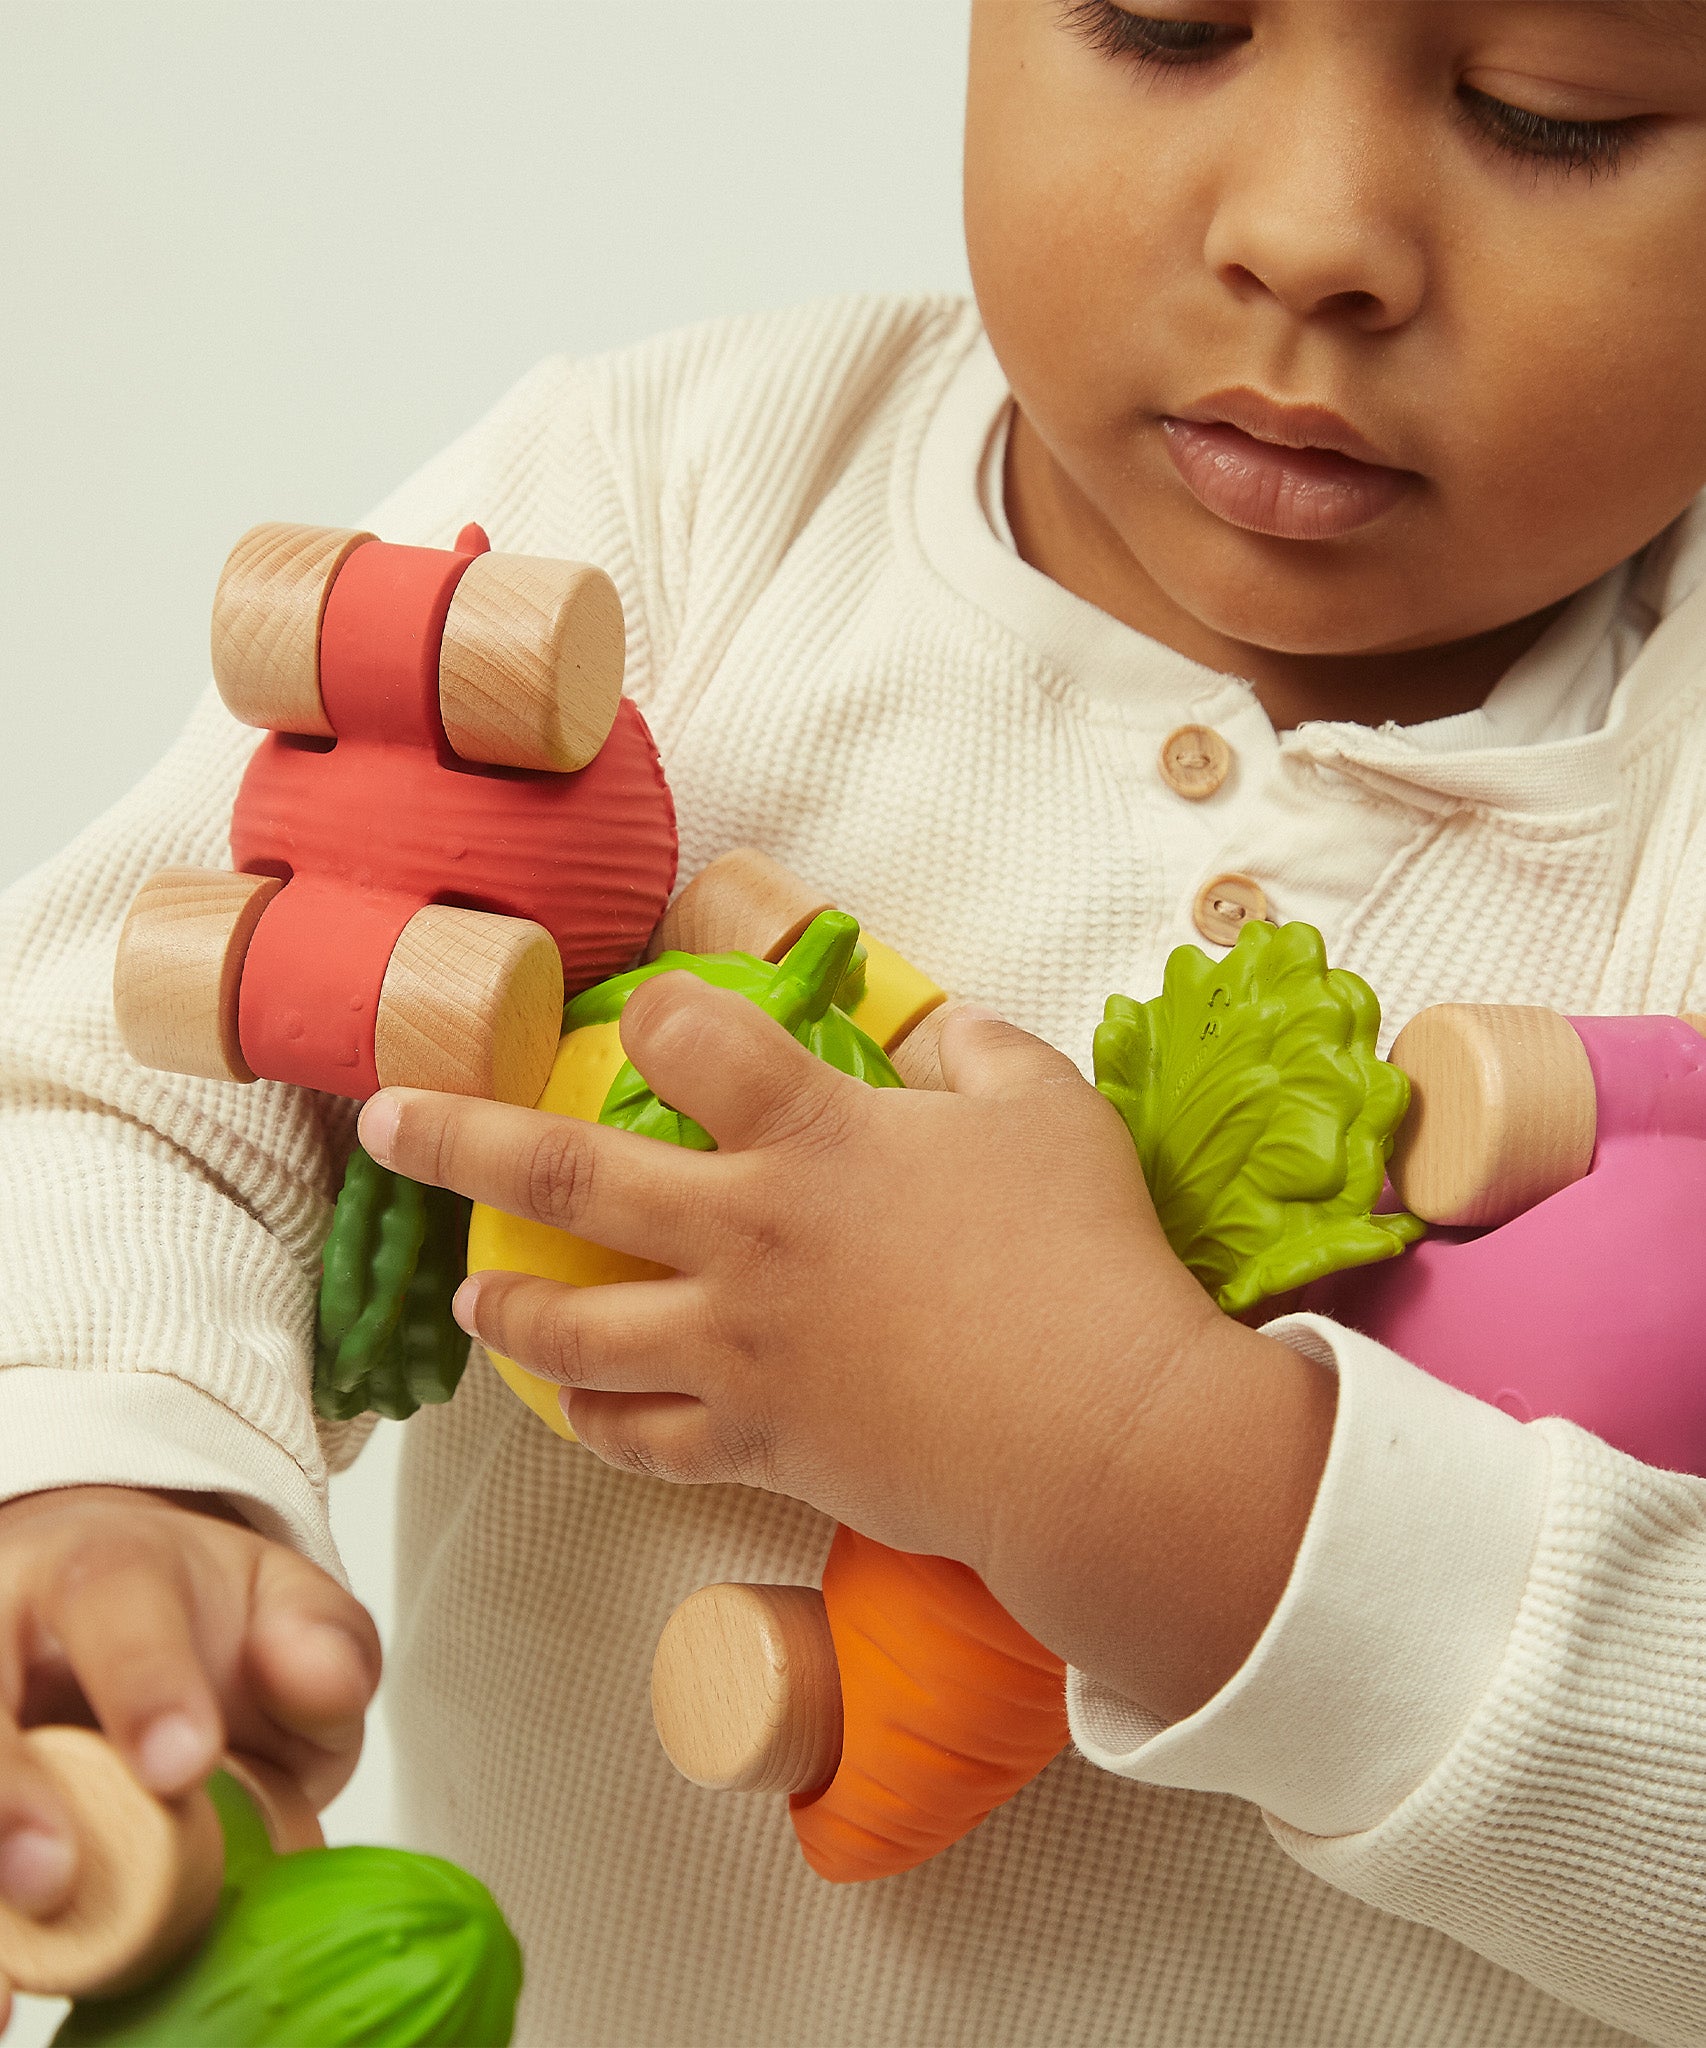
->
xmin=210 ymin=522 xmax=625 ymax=773
xmin=115 ymin=871 xmax=563 ymax=1104
xmin=0 ymin=1730 xmax=321 ymax=2003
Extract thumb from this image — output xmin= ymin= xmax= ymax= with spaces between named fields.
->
xmin=621 ymin=971 xmax=845 ymax=1151
xmin=937 ymin=1004 xmax=1082 ymax=1100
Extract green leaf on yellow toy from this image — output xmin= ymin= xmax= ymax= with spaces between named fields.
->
xmin=563 ymin=909 xmax=901 ymax=1149
xmin=1094 ymin=920 xmax=1424 ymax=1315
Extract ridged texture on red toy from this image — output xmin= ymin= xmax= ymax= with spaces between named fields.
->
xmin=231 ymin=696 xmax=677 ymax=1006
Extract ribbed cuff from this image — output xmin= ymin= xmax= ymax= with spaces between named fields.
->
xmin=0 ymin=1365 xmax=343 ymax=1583
xmin=1067 ymin=1314 xmax=1550 ymax=1837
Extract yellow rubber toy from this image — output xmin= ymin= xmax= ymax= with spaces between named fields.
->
xmin=466 ymin=1018 xmax=667 ymax=1440
xmin=470 ymin=936 xmax=929 ymax=1441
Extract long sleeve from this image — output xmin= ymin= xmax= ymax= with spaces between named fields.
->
xmin=0 ymin=353 xmax=644 ymax=1576
xmin=0 ymin=290 xmax=973 ymax=1571
xmin=1069 ymin=1315 xmax=1706 ymax=2046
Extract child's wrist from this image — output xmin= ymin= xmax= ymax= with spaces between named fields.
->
xmin=985 ymin=1308 xmax=1336 ymax=1725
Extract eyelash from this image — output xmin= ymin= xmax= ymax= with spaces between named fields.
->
xmin=1059 ymin=3 xmax=1645 ymax=177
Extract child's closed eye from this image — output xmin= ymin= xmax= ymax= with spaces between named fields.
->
xmin=1058 ymin=2 xmax=1244 ymax=70
xmin=1454 ymin=85 xmax=1646 ymax=177
xmin=1059 ymin=2 xmax=1657 ymax=179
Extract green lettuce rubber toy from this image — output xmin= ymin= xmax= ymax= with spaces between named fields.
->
xmin=1094 ymin=920 xmax=1424 ymax=1315
xmin=567 ymin=908 xmax=901 ymax=1145
xmin=53 ymin=1772 xmax=522 ymax=2048
xmin=314 ymin=1148 xmax=473 ymax=1423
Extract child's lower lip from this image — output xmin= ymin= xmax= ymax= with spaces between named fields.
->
xmin=1160 ymin=417 xmax=1412 ymax=540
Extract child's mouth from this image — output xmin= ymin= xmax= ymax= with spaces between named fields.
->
xmin=1160 ymin=402 xmax=1413 ymax=542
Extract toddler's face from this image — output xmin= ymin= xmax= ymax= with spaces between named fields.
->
xmin=965 ymin=1 xmax=1706 ymax=657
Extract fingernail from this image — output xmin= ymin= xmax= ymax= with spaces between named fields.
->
xmin=0 ymin=1824 xmax=74 ymax=1917
xmin=136 ymin=1711 xmax=210 ymax=1793
xmin=451 ymin=1275 xmax=482 ymax=1335
xmin=357 ymin=1092 xmax=401 ymax=1161
xmin=951 ymin=1003 xmax=1003 ymax=1025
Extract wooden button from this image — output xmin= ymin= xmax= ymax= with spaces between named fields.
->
xmin=1159 ymin=725 xmax=1231 ymax=800
xmin=1192 ymin=874 xmax=1267 ymax=947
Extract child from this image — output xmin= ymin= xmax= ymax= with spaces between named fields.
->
xmin=3 ymin=2 xmax=1706 ymax=2042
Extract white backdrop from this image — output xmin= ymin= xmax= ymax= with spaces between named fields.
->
xmin=1 ymin=6 xmax=971 ymax=2037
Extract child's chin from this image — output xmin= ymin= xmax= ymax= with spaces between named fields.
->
xmin=1146 ymin=526 xmax=1454 ymax=662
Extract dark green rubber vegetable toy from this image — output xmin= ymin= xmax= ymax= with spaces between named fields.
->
xmin=314 ymin=1152 xmax=472 ymax=1423
xmin=53 ymin=1771 xmax=522 ymax=2048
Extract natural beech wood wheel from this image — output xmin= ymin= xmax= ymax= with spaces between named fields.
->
xmin=651 ymin=1584 xmax=844 ymax=1797
xmin=113 ymin=867 xmax=283 ymax=1084
xmin=218 ymin=1752 xmax=324 ymax=1854
xmin=0 ymin=1728 xmax=225 ymax=2001
xmin=1387 ymin=1003 xmax=1599 ymax=1229
xmin=374 ymin=904 xmax=563 ymax=1105
xmin=438 ymin=553 xmax=626 ymax=773
xmin=210 ymin=522 xmax=374 ymax=735
xmin=647 ymin=848 xmax=836 ymax=964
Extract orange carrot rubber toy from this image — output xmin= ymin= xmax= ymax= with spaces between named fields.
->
xmin=786 ymin=1532 xmax=1069 ymax=1883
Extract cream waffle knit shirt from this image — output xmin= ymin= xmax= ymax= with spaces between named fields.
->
xmin=4 ymin=296 xmax=1706 ymax=2048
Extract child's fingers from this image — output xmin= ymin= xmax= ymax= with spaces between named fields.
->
xmin=0 ymin=1717 xmax=77 ymax=1918
xmin=619 ymin=973 xmax=857 ymax=1153
xmin=30 ymin=1541 xmax=223 ymax=1800
xmin=240 ymin=1549 xmax=382 ymax=1809
xmin=563 ymin=1389 xmax=754 ymax=1489
xmin=359 ymin=1087 xmax=711 ymax=1265
xmin=457 ymin=1270 xmax=716 ymax=1399
xmin=936 ymin=1005 xmax=1087 ymax=1100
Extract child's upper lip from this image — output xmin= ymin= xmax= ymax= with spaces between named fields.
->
xmin=1169 ymin=387 xmax=1405 ymax=472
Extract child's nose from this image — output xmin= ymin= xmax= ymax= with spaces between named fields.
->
xmin=1201 ymin=118 xmax=1426 ymax=333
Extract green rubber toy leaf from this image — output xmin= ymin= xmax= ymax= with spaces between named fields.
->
xmin=54 ymin=1776 xmax=522 ymax=2048
xmin=563 ymin=909 xmax=902 ymax=1149
xmin=1094 ymin=920 xmax=1424 ymax=1316
xmin=314 ymin=1146 xmax=473 ymax=1424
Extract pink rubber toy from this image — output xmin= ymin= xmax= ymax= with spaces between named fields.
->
xmin=1308 ymin=1015 xmax=1706 ymax=1476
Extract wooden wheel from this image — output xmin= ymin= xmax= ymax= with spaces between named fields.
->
xmin=210 ymin=522 xmax=374 ymax=735
xmin=646 ymin=848 xmax=835 ymax=964
xmin=651 ymin=1584 xmax=843 ymax=1797
xmin=1387 ymin=1004 xmax=1599 ymax=1228
xmin=373 ymin=904 xmax=563 ymax=1105
xmin=113 ymin=866 xmax=283 ymax=1083
xmin=0 ymin=1728 xmax=225 ymax=2001
xmin=438 ymin=553 xmax=625 ymax=773
xmin=217 ymin=1752 xmax=324 ymax=1854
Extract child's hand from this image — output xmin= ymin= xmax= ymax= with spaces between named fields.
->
xmin=360 ymin=976 xmax=1335 ymax=1721
xmin=0 ymin=1486 xmax=379 ymax=1920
